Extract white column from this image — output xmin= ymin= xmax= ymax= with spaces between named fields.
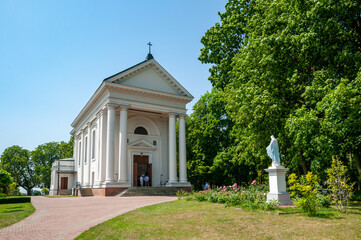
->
xmin=105 ymin=104 xmax=116 ymax=183
xmin=87 ymin=124 xmax=91 ymax=187
xmin=96 ymin=110 xmax=104 ymax=184
xmin=118 ymin=107 xmax=128 ymax=183
xmin=168 ymin=113 xmax=177 ymax=183
xmin=80 ymin=132 xmax=84 ymax=185
xmin=179 ymin=115 xmax=187 ymax=183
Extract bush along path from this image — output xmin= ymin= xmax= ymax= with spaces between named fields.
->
xmin=178 ymin=181 xmax=280 ymax=211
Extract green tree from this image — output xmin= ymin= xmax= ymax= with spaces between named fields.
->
xmin=195 ymin=0 xmax=361 ymax=184
xmin=0 ymin=169 xmax=16 ymax=196
xmin=0 ymin=146 xmax=39 ymax=195
xmin=32 ymin=138 xmax=73 ymax=189
xmin=318 ymin=77 xmax=361 ymax=179
xmin=199 ymin=0 xmax=250 ymax=89
xmin=186 ymin=89 xmax=234 ymax=189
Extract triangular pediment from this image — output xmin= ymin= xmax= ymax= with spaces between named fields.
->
xmin=104 ymin=59 xmax=193 ymax=97
xmin=129 ymin=140 xmax=155 ymax=150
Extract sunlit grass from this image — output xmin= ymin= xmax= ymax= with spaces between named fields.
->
xmin=0 ymin=202 xmax=35 ymax=229
xmin=76 ymin=200 xmax=361 ymax=239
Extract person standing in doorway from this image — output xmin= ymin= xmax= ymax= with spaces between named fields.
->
xmin=144 ymin=175 xmax=150 ymax=187
xmin=140 ymin=175 xmax=144 ymax=187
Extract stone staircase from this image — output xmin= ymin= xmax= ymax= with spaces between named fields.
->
xmin=79 ymin=188 xmax=93 ymax=197
xmin=119 ymin=187 xmax=181 ymax=197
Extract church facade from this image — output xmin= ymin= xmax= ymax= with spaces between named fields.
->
xmin=50 ymin=54 xmax=193 ymax=196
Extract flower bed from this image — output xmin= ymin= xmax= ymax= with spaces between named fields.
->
xmin=179 ymin=181 xmax=279 ymax=211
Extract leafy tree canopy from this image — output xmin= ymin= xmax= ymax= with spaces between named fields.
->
xmin=32 ymin=137 xmax=74 ymax=189
xmin=0 ymin=169 xmax=16 ymax=196
xmin=0 ymin=146 xmax=39 ymax=195
xmin=188 ymin=0 xmax=361 ymax=187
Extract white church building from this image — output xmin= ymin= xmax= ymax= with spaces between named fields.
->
xmin=50 ymin=52 xmax=193 ymax=196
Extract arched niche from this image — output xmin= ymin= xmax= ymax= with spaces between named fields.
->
xmin=127 ymin=115 xmax=160 ymax=136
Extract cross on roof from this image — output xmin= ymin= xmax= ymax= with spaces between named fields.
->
xmin=147 ymin=42 xmax=152 ymax=54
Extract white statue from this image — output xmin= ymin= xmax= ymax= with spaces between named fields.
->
xmin=266 ymin=135 xmax=280 ymax=165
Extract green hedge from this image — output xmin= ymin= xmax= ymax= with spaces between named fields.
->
xmin=0 ymin=197 xmax=31 ymax=204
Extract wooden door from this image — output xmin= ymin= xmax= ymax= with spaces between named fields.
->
xmin=133 ymin=155 xmax=152 ymax=187
xmin=60 ymin=177 xmax=68 ymax=189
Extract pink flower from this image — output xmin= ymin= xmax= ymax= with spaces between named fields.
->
xmin=233 ymin=183 xmax=237 ymax=188
xmin=242 ymin=191 xmax=245 ymax=193
xmin=251 ymin=180 xmax=256 ymax=185
xmin=219 ymin=186 xmax=222 ymax=189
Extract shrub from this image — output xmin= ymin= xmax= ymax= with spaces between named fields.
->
xmin=0 ymin=196 xmax=31 ymax=204
xmin=33 ymin=190 xmax=41 ymax=196
xmin=327 ymin=156 xmax=354 ymax=213
xmin=188 ymin=182 xmax=277 ymax=211
xmin=193 ymin=191 xmax=207 ymax=202
xmin=319 ymin=193 xmax=331 ymax=208
xmin=41 ymin=187 xmax=49 ymax=195
xmin=288 ymin=172 xmax=322 ymax=215
xmin=350 ymin=190 xmax=361 ymax=202
xmin=176 ymin=190 xmax=189 ymax=200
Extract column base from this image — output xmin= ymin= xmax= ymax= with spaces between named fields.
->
xmin=267 ymin=192 xmax=292 ymax=205
xmin=166 ymin=181 xmax=191 ymax=187
xmin=98 ymin=181 xmax=131 ymax=188
xmin=104 ymin=180 xmax=116 ymax=184
xmin=117 ymin=179 xmax=128 ymax=184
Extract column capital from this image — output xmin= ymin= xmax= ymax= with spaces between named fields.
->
xmin=106 ymin=103 xmax=118 ymax=109
xmin=178 ymin=113 xmax=187 ymax=118
xmin=168 ymin=112 xmax=177 ymax=117
xmin=118 ymin=104 xmax=130 ymax=110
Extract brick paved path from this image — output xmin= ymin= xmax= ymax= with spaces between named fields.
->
xmin=0 ymin=196 xmax=177 ymax=240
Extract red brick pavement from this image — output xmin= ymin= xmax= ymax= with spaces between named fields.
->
xmin=0 ymin=196 xmax=177 ymax=240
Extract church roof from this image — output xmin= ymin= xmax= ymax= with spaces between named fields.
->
xmin=103 ymin=56 xmax=193 ymax=98
xmin=103 ymin=60 xmax=147 ymax=82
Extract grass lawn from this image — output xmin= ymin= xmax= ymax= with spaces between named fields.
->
xmin=76 ymin=200 xmax=361 ymax=240
xmin=0 ymin=202 xmax=35 ymax=229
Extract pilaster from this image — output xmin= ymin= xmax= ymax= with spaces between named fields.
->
xmin=118 ymin=106 xmax=128 ymax=183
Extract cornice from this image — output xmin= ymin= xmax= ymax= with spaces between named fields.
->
xmin=107 ymin=59 xmax=193 ymax=98
xmin=71 ymin=82 xmax=108 ymax=128
xmin=106 ymin=82 xmax=193 ymax=104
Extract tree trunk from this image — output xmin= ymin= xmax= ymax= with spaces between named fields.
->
xmin=26 ymin=188 xmax=32 ymax=196
xmin=353 ymin=153 xmax=361 ymax=179
xmin=299 ymin=151 xmax=309 ymax=175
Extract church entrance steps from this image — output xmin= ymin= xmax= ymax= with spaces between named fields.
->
xmin=80 ymin=188 xmax=93 ymax=197
xmin=119 ymin=187 xmax=181 ymax=197
xmin=113 ymin=188 xmax=130 ymax=197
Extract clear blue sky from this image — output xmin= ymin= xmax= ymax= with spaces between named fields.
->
xmin=0 ymin=1 xmax=227 ymax=154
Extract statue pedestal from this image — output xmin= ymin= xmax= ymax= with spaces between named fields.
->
xmin=265 ymin=164 xmax=292 ymax=205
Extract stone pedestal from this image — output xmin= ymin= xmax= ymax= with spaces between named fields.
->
xmin=265 ymin=163 xmax=292 ymax=205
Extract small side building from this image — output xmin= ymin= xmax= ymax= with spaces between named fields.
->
xmin=49 ymin=158 xmax=76 ymax=196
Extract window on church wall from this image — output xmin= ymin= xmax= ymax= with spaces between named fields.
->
xmin=78 ymin=142 xmax=81 ymax=165
xmin=91 ymin=130 xmax=96 ymax=159
xmin=134 ymin=127 xmax=148 ymax=135
xmin=84 ymin=137 xmax=88 ymax=163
